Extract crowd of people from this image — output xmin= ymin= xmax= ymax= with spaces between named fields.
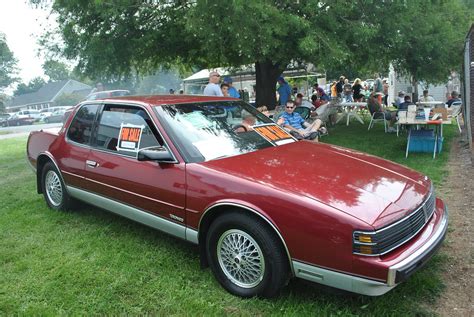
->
xmin=201 ymin=71 xmax=462 ymax=135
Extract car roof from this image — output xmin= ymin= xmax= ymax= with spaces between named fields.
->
xmin=88 ymin=95 xmax=239 ymax=106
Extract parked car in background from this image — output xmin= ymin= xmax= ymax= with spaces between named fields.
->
xmin=0 ymin=113 xmax=11 ymax=126
xmin=17 ymin=109 xmax=41 ymax=121
xmin=39 ymin=107 xmax=70 ymax=122
xmin=2 ymin=113 xmax=35 ymax=126
xmin=26 ymin=95 xmax=447 ymax=298
xmin=85 ymin=89 xmax=131 ymax=101
xmin=43 ymin=109 xmax=67 ymax=124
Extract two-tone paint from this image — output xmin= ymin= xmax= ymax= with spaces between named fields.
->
xmin=26 ymin=95 xmax=448 ymax=296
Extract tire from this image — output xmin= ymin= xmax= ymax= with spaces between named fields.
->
xmin=206 ymin=211 xmax=289 ymax=298
xmin=41 ymin=161 xmax=73 ymax=211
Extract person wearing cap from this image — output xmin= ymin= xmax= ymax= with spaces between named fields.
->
xmin=395 ymin=91 xmax=405 ymax=107
xmin=203 ymin=71 xmax=223 ymax=96
xmin=277 ymin=76 xmax=292 ymax=106
xmin=222 ymin=77 xmax=240 ymax=98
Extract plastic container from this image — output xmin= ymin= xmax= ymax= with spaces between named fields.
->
xmin=408 ymin=129 xmax=443 ymax=153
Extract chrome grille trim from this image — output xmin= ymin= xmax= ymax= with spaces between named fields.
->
xmin=354 ymin=186 xmax=436 ymax=256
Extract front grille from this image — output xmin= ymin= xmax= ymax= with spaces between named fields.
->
xmin=354 ymin=188 xmax=436 ymax=256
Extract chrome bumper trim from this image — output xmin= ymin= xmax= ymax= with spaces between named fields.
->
xmin=387 ymin=204 xmax=448 ymax=286
xmin=293 ymin=261 xmax=394 ymax=296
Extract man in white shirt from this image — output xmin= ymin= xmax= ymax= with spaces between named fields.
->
xmin=203 ymin=71 xmax=224 ymax=96
xmin=419 ymin=89 xmax=435 ymax=102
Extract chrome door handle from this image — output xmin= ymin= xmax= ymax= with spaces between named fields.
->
xmin=86 ymin=160 xmax=98 ymax=168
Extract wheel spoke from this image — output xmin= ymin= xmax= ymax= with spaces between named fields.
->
xmin=217 ymin=229 xmax=265 ymax=289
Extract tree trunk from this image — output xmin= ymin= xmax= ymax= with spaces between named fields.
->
xmin=255 ymin=60 xmax=285 ymax=110
xmin=412 ymin=77 xmax=419 ymax=102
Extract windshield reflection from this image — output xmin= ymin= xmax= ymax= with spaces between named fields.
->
xmin=157 ymin=101 xmax=286 ymax=162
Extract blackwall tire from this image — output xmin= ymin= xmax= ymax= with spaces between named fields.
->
xmin=206 ymin=211 xmax=289 ymax=298
xmin=41 ymin=161 xmax=73 ymax=211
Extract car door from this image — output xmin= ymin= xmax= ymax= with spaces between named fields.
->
xmin=55 ymin=104 xmax=100 ymax=189
xmin=82 ymin=103 xmax=186 ymax=223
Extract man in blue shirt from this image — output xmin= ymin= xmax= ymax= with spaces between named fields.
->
xmin=280 ymin=101 xmax=325 ymax=140
xmin=277 ymin=76 xmax=292 ymax=106
xmin=222 ymin=77 xmax=240 ymax=98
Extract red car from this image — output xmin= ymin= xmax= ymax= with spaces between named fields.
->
xmin=26 ymin=95 xmax=447 ymax=298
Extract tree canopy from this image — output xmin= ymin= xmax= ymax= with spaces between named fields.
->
xmin=36 ymin=0 xmax=472 ymax=106
xmin=43 ymin=59 xmax=71 ymax=82
xmin=0 ymin=33 xmax=18 ymax=91
xmin=14 ymin=77 xmax=46 ymax=96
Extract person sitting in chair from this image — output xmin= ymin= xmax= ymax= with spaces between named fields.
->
xmin=446 ymin=91 xmax=461 ymax=108
xmin=367 ymin=92 xmax=397 ymax=132
xmin=398 ymin=95 xmax=414 ymax=112
xmin=280 ymin=100 xmax=326 ymax=141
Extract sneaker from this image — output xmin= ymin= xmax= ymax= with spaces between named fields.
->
xmin=387 ymin=127 xmax=397 ymax=133
xmin=318 ymin=127 xmax=328 ymax=135
xmin=307 ymin=131 xmax=320 ymax=140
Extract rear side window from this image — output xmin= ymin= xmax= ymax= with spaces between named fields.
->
xmin=94 ymin=104 xmax=163 ymax=157
xmin=67 ymin=104 xmax=99 ymax=144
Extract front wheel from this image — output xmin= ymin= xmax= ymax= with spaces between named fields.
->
xmin=41 ymin=161 xmax=74 ymax=211
xmin=206 ymin=211 xmax=289 ymax=298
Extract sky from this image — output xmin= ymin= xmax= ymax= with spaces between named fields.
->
xmin=0 ymin=1 xmax=55 ymax=86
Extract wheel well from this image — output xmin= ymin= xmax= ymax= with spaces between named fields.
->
xmin=197 ymin=204 xmax=291 ymax=274
xmin=36 ymin=155 xmax=52 ymax=194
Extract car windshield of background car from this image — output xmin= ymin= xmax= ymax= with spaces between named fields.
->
xmin=157 ymin=101 xmax=277 ymax=162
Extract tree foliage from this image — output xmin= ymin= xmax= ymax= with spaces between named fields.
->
xmin=36 ymin=0 xmax=473 ymax=106
xmin=14 ymin=77 xmax=46 ymax=96
xmin=0 ymin=33 xmax=18 ymax=91
xmin=43 ymin=59 xmax=71 ymax=81
xmin=54 ymin=92 xmax=83 ymax=107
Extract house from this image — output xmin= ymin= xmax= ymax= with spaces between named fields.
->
xmin=387 ymin=64 xmax=460 ymax=105
xmin=6 ymin=79 xmax=92 ymax=112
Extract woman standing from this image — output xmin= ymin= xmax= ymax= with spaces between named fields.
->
xmin=352 ymin=78 xmax=364 ymax=102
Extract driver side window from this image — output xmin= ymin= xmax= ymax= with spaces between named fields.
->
xmin=94 ymin=105 xmax=163 ymax=157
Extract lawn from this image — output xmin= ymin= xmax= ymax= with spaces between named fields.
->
xmin=0 ymin=122 xmax=456 ymax=315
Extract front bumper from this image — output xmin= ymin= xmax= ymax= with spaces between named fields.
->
xmin=293 ymin=204 xmax=448 ymax=296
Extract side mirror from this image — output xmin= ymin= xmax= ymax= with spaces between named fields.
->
xmin=137 ymin=146 xmax=176 ymax=163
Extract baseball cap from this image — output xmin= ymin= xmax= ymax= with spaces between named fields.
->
xmin=223 ymin=76 xmax=233 ymax=83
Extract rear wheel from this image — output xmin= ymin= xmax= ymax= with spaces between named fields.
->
xmin=206 ymin=211 xmax=289 ymax=298
xmin=41 ymin=161 xmax=73 ymax=211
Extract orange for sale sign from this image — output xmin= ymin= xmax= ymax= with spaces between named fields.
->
xmin=117 ymin=124 xmax=144 ymax=152
xmin=253 ymin=124 xmax=296 ymax=146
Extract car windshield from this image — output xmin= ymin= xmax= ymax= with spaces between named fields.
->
xmin=156 ymin=101 xmax=295 ymax=163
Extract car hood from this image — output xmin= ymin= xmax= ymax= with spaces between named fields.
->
xmin=200 ymin=141 xmax=431 ymax=227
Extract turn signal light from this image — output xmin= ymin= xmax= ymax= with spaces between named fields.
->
xmin=358 ymin=235 xmax=372 ymax=243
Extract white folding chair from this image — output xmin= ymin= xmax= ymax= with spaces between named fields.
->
xmin=368 ymin=111 xmax=387 ymax=132
xmin=450 ymin=102 xmax=462 ymax=133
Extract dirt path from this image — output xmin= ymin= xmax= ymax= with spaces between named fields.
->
xmin=433 ymin=135 xmax=473 ymax=316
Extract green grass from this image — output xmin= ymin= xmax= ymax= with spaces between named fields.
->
xmin=0 ymin=123 xmax=455 ymax=315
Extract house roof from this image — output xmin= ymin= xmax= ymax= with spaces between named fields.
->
xmin=7 ymin=79 xmax=91 ymax=108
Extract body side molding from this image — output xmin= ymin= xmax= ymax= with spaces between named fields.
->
xmin=67 ymin=186 xmax=198 ymax=244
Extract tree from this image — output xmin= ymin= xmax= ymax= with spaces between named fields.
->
xmin=0 ymin=33 xmax=18 ymax=91
xmin=54 ymin=92 xmax=83 ymax=107
xmin=43 ymin=59 xmax=71 ymax=81
xmin=14 ymin=77 xmax=46 ymax=96
xmin=389 ymin=0 xmax=472 ymax=99
xmin=36 ymin=0 xmax=471 ymax=106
